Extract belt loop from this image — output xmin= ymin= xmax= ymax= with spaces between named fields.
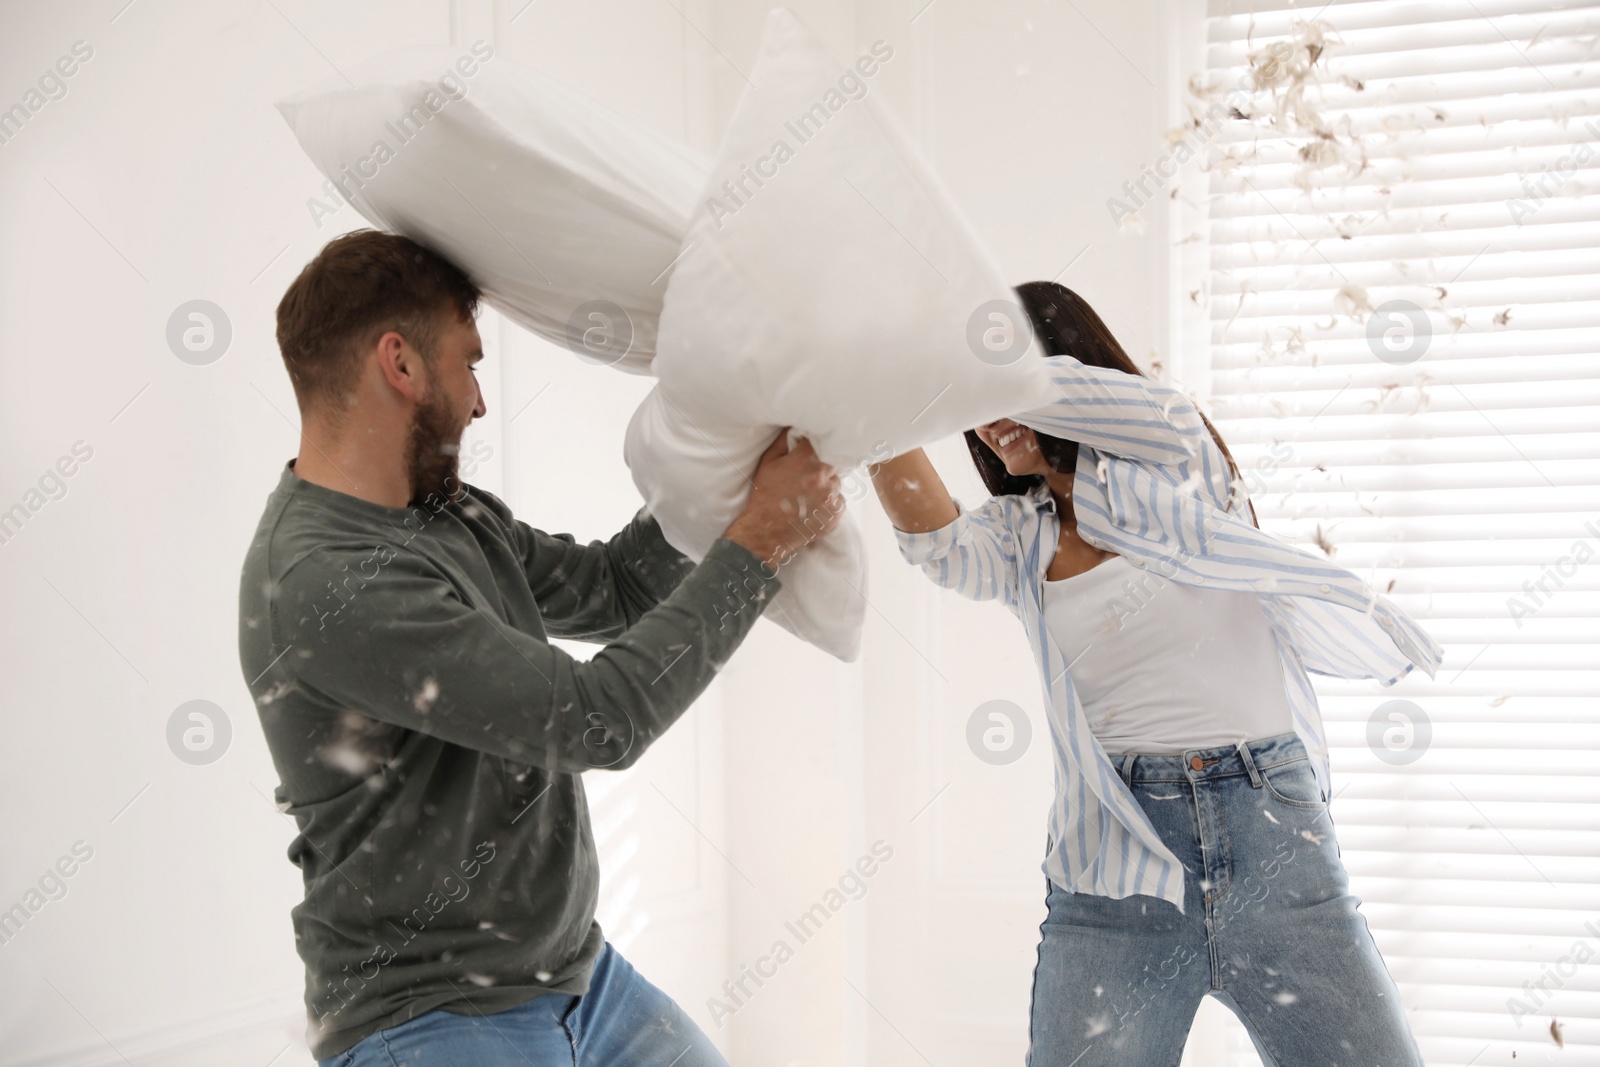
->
xmin=1237 ymin=740 xmax=1263 ymax=788
xmin=1118 ymin=754 xmax=1137 ymax=787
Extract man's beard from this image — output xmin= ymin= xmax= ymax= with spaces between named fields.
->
xmin=405 ymin=389 xmax=465 ymax=506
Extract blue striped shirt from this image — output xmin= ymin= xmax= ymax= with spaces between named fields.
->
xmin=894 ymin=354 xmax=1443 ymax=911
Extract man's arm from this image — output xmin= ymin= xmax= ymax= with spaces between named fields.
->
xmin=255 ymin=427 xmax=844 ymax=774
xmin=498 ymin=503 xmax=696 ymax=644
xmin=262 ymin=535 xmax=778 ymax=774
xmin=480 ymin=428 xmax=844 ymax=646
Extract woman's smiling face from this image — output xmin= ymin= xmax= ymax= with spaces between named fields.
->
xmin=975 ymin=418 xmax=1049 ymax=478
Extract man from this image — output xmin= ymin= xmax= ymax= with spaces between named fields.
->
xmin=237 ymin=228 xmax=842 ymax=1065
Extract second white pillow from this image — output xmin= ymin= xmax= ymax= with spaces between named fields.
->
xmin=627 ymin=6 xmax=1058 ymax=661
xmin=650 ymin=7 xmax=1058 ymax=469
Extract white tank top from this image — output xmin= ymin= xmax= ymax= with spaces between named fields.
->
xmin=1040 ymin=554 xmax=1294 ymax=755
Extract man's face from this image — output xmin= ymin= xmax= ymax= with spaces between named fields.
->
xmin=406 ymin=312 xmax=486 ymax=505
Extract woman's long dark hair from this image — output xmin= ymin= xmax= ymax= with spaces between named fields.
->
xmin=965 ymin=281 xmax=1257 ymax=526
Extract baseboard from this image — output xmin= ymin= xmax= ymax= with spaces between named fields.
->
xmin=7 ymin=989 xmax=308 ymax=1067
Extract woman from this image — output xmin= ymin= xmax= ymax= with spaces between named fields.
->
xmin=870 ymin=281 xmax=1439 ymax=1066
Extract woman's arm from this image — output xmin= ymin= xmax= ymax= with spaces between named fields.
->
xmin=869 ymin=449 xmax=958 ymax=533
xmin=1014 ymin=354 xmax=1211 ymax=467
xmin=870 ymin=448 xmax=1016 ymax=607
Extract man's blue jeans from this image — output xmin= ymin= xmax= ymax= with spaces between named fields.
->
xmin=1027 ymin=733 xmax=1425 ymax=1066
xmin=318 ymin=942 xmax=728 ymax=1067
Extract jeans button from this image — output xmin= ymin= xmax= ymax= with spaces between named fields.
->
xmin=1189 ymin=756 xmax=1205 ymax=771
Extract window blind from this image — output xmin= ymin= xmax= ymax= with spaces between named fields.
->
xmin=1194 ymin=2 xmax=1600 ymax=1064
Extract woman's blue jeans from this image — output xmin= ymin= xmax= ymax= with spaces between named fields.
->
xmin=318 ymin=941 xmax=728 ymax=1067
xmin=1027 ymin=732 xmax=1425 ymax=1066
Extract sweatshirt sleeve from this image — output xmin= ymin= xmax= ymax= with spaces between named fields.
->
xmin=1013 ymin=353 xmax=1211 ymax=466
xmin=263 ymin=536 xmax=778 ymax=772
xmin=512 ymin=506 xmax=698 ymax=642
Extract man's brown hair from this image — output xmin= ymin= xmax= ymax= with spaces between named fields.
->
xmin=276 ymin=229 xmax=481 ymax=418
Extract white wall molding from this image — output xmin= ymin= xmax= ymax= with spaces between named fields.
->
xmin=9 ymin=990 xmax=307 ymax=1067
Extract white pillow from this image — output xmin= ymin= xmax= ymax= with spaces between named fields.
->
xmin=649 ymin=7 xmax=1059 ymax=466
xmin=628 ymin=6 xmax=1060 ymax=661
xmin=624 ymin=390 xmax=868 ymax=661
xmin=276 ymin=44 xmax=711 ymax=374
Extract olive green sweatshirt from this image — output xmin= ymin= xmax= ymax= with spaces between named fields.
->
xmin=236 ymin=461 xmax=779 ymax=1059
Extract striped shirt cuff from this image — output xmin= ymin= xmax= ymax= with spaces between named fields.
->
xmin=893 ymin=499 xmax=969 ymax=566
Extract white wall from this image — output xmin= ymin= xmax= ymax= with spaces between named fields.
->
xmin=0 ymin=1 xmax=1249 ymax=1064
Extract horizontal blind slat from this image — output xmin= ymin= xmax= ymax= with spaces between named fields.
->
xmin=1200 ymin=3 xmax=1600 ymax=1058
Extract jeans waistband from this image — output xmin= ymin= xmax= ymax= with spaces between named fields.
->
xmin=1111 ymin=732 xmax=1308 ymax=786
